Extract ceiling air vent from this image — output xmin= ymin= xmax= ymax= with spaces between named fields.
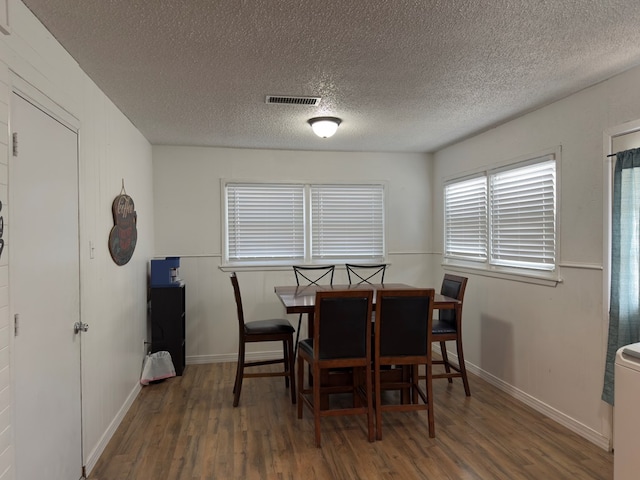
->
xmin=266 ymin=95 xmax=321 ymax=106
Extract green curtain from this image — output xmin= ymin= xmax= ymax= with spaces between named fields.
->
xmin=602 ymin=147 xmax=640 ymax=405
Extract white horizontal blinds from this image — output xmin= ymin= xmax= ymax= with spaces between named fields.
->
xmin=311 ymin=184 xmax=384 ymax=260
xmin=490 ymin=158 xmax=556 ymax=270
xmin=227 ymin=183 xmax=304 ymax=260
xmin=444 ymin=176 xmax=488 ymax=261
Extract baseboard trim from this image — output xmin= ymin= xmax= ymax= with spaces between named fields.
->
xmin=446 ymin=352 xmax=611 ymax=451
xmin=84 ymin=381 xmax=142 ymax=475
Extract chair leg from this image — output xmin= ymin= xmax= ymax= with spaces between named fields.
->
xmin=425 ymin=361 xmax=435 ymax=438
xmin=283 ymin=340 xmax=290 ymax=389
xmin=375 ymin=362 xmax=383 ymax=441
xmin=313 ymin=362 xmax=322 ymax=447
xmin=440 ymin=341 xmax=453 ymax=384
xmin=287 ymin=335 xmax=297 ymax=404
xmin=411 ymin=364 xmax=419 ymax=404
xmin=365 ymin=364 xmax=374 ymax=443
xmin=297 ymin=355 xmax=304 ymax=419
xmin=293 ymin=313 xmax=303 ymax=359
xmin=456 ymin=336 xmax=471 ymax=397
xmin=233 ymin=340 xmax=245 ymax=407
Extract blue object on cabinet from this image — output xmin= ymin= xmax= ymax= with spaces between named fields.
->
xmin=150 ymin=257 xmax=181 ymax=287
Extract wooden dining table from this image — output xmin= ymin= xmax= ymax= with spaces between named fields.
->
xmin=274 ymin=282 xmax=461 ymax=337
xmin=274 ymin=283 xmax=461 ymax=407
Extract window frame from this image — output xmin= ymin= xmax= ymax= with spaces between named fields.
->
xmin=222 ymin=180 xmax=387 ymax=267
xmin=443 ymin=147 xmax=561 ymax=285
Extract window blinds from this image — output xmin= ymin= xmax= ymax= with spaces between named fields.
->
xmin=490 ymin=159 xmax=556 ymax=270
xmin=311 ymin=184 xmax=384 ymax=260
xmin=444 ymin=176 xmax=488 ymax=261
xmin=226 ymin=183 xmax=304 ymax=260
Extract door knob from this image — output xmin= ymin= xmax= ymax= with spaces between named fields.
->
xmin=73 ymin=321 xmax=89 ymax=334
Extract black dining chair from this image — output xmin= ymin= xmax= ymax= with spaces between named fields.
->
xmin=374 ymin=288 xmax=436 ymax=439
xmin=230 ymin=272 xmax=296 ymax=407
xmin=292 ymin=265 xmax=335 ymax=358
xmin=297 ymin=289 xmax=375 ymax=447
xmin=345 ymin=263 xmax=387 ymax=285
xmin=422 ymin=274 xmax=470 ymax=396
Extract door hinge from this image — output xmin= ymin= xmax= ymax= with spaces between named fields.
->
xmin=12 ymin=132 xmax=17 ymax=157
xmin=14 ymin=313 xmax=19 ymax=336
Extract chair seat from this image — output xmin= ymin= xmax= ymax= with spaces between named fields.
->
xmin=245 ymin=318 xmax=295 ymax=335
xmin=298 ymin=338 xmax=313 ymax=357
xmin=432 ymin=320 xmax=456 ymax=335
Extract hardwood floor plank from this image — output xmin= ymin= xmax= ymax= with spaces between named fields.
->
xmin=89 ymin=363 xmax=612 ymax=480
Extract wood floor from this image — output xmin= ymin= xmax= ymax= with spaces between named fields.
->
xmin=89 ymin=362 xmax=613 ymax=480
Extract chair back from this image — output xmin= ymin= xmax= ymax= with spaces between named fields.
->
xmin=293 ymin=265 xmax=335 ymax=286
xmin=230 ymin=272 xmax=246 ymax=331
xmin=345 ymin=263 xmax=387 ymax=285
xmin=314 ymin=289 xmax=373 ymax=360
xmin=376 ymin=289 xmax=434 ymax=358
xmin=439 ymin=274 xmax=468 ymax=326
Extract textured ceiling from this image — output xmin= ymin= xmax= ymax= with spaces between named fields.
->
xmin=20 ymin=0 xmax=640 ymax=153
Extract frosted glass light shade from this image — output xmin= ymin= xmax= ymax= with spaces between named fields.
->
xmin=308 ymin=117 xmax=341 ymax=138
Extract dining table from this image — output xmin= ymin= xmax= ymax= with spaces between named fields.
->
xmin=274 ymin=282 xmax=461 ymax=337
xmin=274 ymin=283 xmax=461 ymax=407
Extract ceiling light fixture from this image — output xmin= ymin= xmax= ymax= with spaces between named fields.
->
xmin=308 ymin=116 xmax=341 ymax=138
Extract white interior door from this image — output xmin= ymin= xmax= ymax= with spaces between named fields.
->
xmin=10 ymin=91 xmax=83 ymax=479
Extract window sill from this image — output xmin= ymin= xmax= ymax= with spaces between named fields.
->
xmin=220 ymin=258 xmax=388 ymax=272
xmin=442 ymin=260 xmax=561 ymax=287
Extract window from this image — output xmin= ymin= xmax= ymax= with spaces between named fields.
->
xmin=224 ymin=182 xmax=385 ymax=265
xmin=444 ymin=153 xmax=557 ymax=274
xmin=444 ymin=176 xmax=487 ymax=261
xmin=311 ymin=185 xmax=384 ymax=260
xmin=226 ymin=183 xmax=304 ymax=262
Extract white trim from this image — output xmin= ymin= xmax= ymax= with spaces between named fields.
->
xmin=11 ymin=73 xmax=78 ymax=132
xmin=443 ymin=261 xmax=561 ymax=287
xmin=436 ymin=348 xmax=610 ymax=451
xmin=466 ymin=360 xmax=610 ymax=450
xmin=83 ymin=382 xmax=141 ymax=476
xmin=557 ymin=262 xmax=603 ymax=271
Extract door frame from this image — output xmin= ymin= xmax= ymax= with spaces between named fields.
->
xmin=9 ymin=72 xmax=85 ymax=471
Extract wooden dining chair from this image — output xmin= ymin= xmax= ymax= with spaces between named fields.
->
xmin=431 ymin=274 xmax=470 ymax=396
xmin=297 ymin=289 xmax=375 ymax=447
xmin=374 ymin=288 xmax=436 ymax=439
xmin=230 ymin=272 xmax=296 ymax=407
xmin=345 ymin=263 xmax=387 ymax=285
xmin=292 ymin=265 xmax=335 ymax=358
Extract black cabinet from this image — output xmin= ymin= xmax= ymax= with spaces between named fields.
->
xmin=150 ymin=284 xmax=186 ymax=375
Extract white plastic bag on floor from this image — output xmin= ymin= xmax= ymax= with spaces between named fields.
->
xmin=140 ymin=351 xmax=176 ymax=385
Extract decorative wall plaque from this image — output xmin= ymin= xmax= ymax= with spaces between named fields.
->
xmin=108 ymin=181 xmax=137 ymax=265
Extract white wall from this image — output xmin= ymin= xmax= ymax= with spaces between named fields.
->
xmin=0 ymin=1 xmax=154 ymax=477
xmin=152 ymin=146 xmax=434 ymax=362
xmin=433 ymin=64 xmax=640 ymax=449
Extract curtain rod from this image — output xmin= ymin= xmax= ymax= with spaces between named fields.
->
xmin=608 ymin=148 xmax=640 ymax=158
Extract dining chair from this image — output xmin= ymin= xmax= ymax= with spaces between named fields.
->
xmin=230 ymin=272 xmax=296 ymax=407
xmin=431 ymin=273 xmax=470 ymax=396
xmin=297 ymin=289 xmax=375 ymax=447
xmin=374 ymin=288 xmax=436 ymax=439
xmin=345 ymin=263 xmax=387 ymax=285
xmin=292 ymin=265 xmax=335 ymax=358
